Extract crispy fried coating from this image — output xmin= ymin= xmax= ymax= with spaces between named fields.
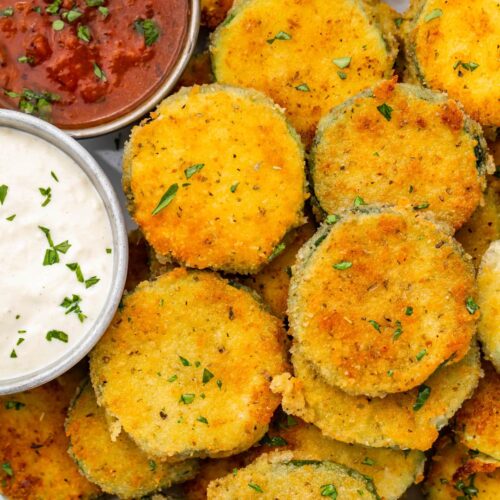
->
xmin=175 ymin=51 xmax=213 ymax=90
xmin=289 ymin=207 xmax=477 ymax=397
xmin=0 ymin=369 xmax=100 ymax=500
xmin=125 ymin=229 xmax=151 ymax=292
xmin=455 ymin=363 xmax=500 ymax=461
xmin=211 ymin=0 xmax=397 ymax=146
xmin=90 ymin=268 xmax=287 ymax=460
xmin=201 ymin=0 xmax=234 ymax=29
xmin=424 ymin=435 xmax=500 ymax=500
xmin=243 ymin=221 xmax=316 ymax=318
xmin=123 ymin=85 xmax=306 ymax=274
xmin=271 ymin=344 xmax=482 ymax=451
xmin=66 ymin=381 xmax=198 ymax=498
xmin=311 ymin=81 xmax=491 ymax=230
xmin=477 ymin=241 xmax=500 ymax=371
xmin=206 ymin=451 xmax=379 ymax=499
xmin=405 ymin=0 xmax=500 ymax=127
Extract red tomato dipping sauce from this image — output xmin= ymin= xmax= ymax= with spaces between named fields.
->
xmin=0 ymin=0 xmax=189 ymax=129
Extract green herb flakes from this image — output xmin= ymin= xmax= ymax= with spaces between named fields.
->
xmin=77 ymin=25 xmax=92 ymax=43
xmin=66 ymin=263 xmax=84 ymax=282
xmin=405 ymin=306 xmax=413 ymax=316
xmin=260 ymin=434 xmax=288 ymax=447
xmin=179 ymin=356 xmax=190 ymax=366
xmin=93 ymin=62 xmax=107 ymax=82
xmin=320 ymin=483 xmax=338 ymax=498
xmin=1 ymin=462 xmax=13 ymax=477
xmin=465 ymin=297 xmax=479 ymax=315
xmin=413 ymin=202 xmax=430 ymax=210
xmin=333 ymin=57 xmax=351 ymax=69
xmin=394 ymin=18 xmax=403 ymax=28
xmin=202 ymin=368 xmax=214 ymax=384
xmin=6 ymin=214 xmax=15 ymax=221
xmin=51 ymin=171 xmax=59 ymax=182
xmin=85 ymin=276 xmax=100 ymax=289
xmin=148 ymin=460 xmax=156 ymax=472
xmin=333 ymin=261 xmax=352 ymax=270
xmin=167 ymin=374 xmax=177 ymax=383
xmin=368 ymin=320 xmax=381 ymax=332
xmin=46 ymin=330 xmax=68 ymax=343
xmin=66 ymin=9 xmax=82 ymax=22
xmin=5 ymin=401 xmax=25 ymax=410
xmin=353 ymin=195 xmax=366 ymax=207
xmin=184 ymin=163 xmax=205 ymax=179
xmin=387 ymin=370 xmax=394 ymax=377
xmin=295 ymin=83 xmax=310 ymax=92
xmin=326 ymin=214 xmax=340 ymax=225
xmin=416 ymin=349 xmax=427 ymax=361
xmin=393 ymin=320 xmax=403 ymax=340
xmin=267 ymin=31 xmax=292 ymax=44
xmin=413 ymin=384 xmax=431 ymax=411
xmin=248 ymin=482 xmax=263 ymax=493
xmin=377 ymin=103 xmax=393 ymax=121
xmin=152 ymin=183 xmax=178 ymax=215
xmin=39 ymin=186 xmax=52 ymax=206
xmin=0 ymin=185 xmax=8 ymax=205
xmin=424 ymin=8 xmax=443 ymax=22
xmin=98 ymin=6 xmax=109 ymax=17
xmin=134 ymin=18 xmax=161 ymax=46
xmin=230 ymin=182 xmax=239 ymax=193
xmin=179 ymin=393 xmax=195 ymax=405
xmin=362 ymin=457 xmax=375 ymax=466
xmin=60 ymin=294 xmax=87 ymax=322
xmin=9 ymin=350 xmax=17 ymax=358
xmin=337 ymin=71 xmax=347 ymax=80
xmin=269 ymin=242 xmax=286 ymax=261
xmin=0 ymin=7 xmax=14 ymax=16
xmin=197 ymin=416 xmax=208 ymax=424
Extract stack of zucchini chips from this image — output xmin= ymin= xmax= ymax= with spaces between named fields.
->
xmin=2 ymin=1 xmax=499 ymax=499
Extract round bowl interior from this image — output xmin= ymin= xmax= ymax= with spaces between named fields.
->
xmin=68 ymin=0 xmax=200 ymax=139
xmin=0 ymin=110 xmax=128 ymax=395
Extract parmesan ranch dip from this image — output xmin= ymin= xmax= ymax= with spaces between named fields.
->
xmin=0 ymin=127 xmax=113 ymax=380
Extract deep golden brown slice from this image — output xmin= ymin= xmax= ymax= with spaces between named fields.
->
xmin=66 ymin=381 xmax=198 ymax=498
xmin=211 ymin=0 xmax=397 ymax=145
xmin=477 ymin=241 xmax=500 ymax=371
xmin=0 ymin=368 xmax=100 ymax=500
xmin=90 ymin=268 xmax=287 ymax=460
xmin=175 ymin=51 xmax=213 ymax=90
xmin=289 ymin=207 xmax=477 ymax=397
xmin=405 ymin=0 xmax=500 ymax=127
xmin=272 ymin=344 xmax=482 ymax=451
xmin=311 ymin=80 xmax=492 ymax=230
xmin=206 ymin=452 xmax=379 ymax=499
xmin=455 ymin=362 xmax=500 ymax=461
xmin=243 ymin=221 xmax=316 ymax=319
xmin=201 ymin=0 xmax=234 ymax=29
xmin=424 ymin=435 xmax=500 ymax=500
xmin=125 ymin=229 xmax=151 ymax=292
xmin=123 ymin=84 xmax=306 ymax=274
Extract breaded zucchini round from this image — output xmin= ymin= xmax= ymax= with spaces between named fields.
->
xmin=311 ymin=80 xmax=491 ymax=230
xmin=271 ymin=343 xmax=482 ymax=451
xmin=201 ymin=0 xmax=234 ymax=29
xmin=90 ymin=268 xmax=287 ymax=460
xmin=243 ymin=221 xmax=316 ymax=319
xmin=405 ymin=0 xmax=500 ymax=127
xmin=66 ymin=382 xmax=199 ymax=498
xmin=424 ymin=435 xmax=500 ymax=500
xmin=211 ymin=0 xmax=397 ymax=145
xmin=123 ymin=84 xmax=306 ymax=274
xmin=0 ymin=369 xmax=100 ymax=500
xmin=455 ymin=362 xmax=500 ymax=461
xmin=477 ymin=241 xmax=500 ymax=371
xmin=206 ymin=452 xmax=379 ymax=499
xmin=289 ymin=207 xmax=477 ymax=397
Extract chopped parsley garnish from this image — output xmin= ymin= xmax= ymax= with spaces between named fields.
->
xmin=394 ymin=17 xmax=403 ymax=28
xmin=465 ymin=297 xmax=479 ymax=315
xmin=362 ymin=457 xmax=375 ymax=466
xmin=353 ymin=195 xmax=366 ymax=207
xmin=0 ymin=7 xmax=14 ymax=16
xmin=377 ymin=103 xmax=393 ymax=121
xmin=260 ymin=434 xmax=288 ymax=447
xmin=167 ymin=374 xmax=177 ymax=383
xmin=368 ymin=320 xmax=381 ymax=332
xmin=269 ymin=242 xmax=286 ymax=261
xmin=416 ymin=349 xmax=427 ymax=361
xmin=413 ymin=202 xmax=430 ymax=210
xmin=197 ymin=416 xmax=208 ymax=424
xmin=216 ymin=379 xmax=222 ymax=390
xmin=424 ymin=8 xmax=442 ymax=22
xmin=18 ymin=55 xmax=34 ymax=64
xmin=455 ymin=475 xmax=478 ymax=499
xmin=152 ymin=183 xmax=178 ymax=215
xmin=39 ymin=226 xmax=71 ymax=265
xmin=39 ymin=186 xmax=52 ymax=207
xmin=86 ymin=0 xmax=105 ymax=5
xmin=4 ymin=88 xmax=60 ymax=118
xmin=405 ymin=306 xmax=413 ymax=316
xmin=51 ymin=171 xmax=59 ymax=182
xmin=85 ymin=276 xmax=100 ymax=288
xmin=248 ymin=483 xmax=263 ymax=493
xmin=0 ymin=185 xmax=8 ymax=205
xmin=1 ymin=462 xmax=13 ymax=477
xmin=202 ymin=368 xmax=214 ymax=384
xmin=230 ymin=182 xmax=239 ymax=193
xmin=453 ymin=61 xmax=480 ymax=73
xmin=326 ymin=214 xmax=340 ymax=225
xmin=393 ymin=320 xmax=403 ymax=340
xmin=134 ymin=18 xmax=161 ymax=46
xmin=320 ymin=483 xmax=338 ymax=498
xmin=106 ymin=248 xmax=112 ymax=254
xmin=413 ymin=384 xmax=431 ymax=411
xmin=314 ymin=234 xmax=327 ymax=247
xmin=10 ymin=349 xmax=17 ymax=358
xmin=5 ymin=401 xmax=25 ymax=410
xmin=98 ymin=6 xmax=109 ymax=17
xmin=60 ymin=294 xmax=87 ymax=322
xmin=333 ymin=261 xmax=352 ymax=270
xmin=267 ymin=31 xmax=292 ymax=44
xmin=184 ymin=163 xmax=205 ymax=179
xmin=295 ymin=83 xmax=310 ymax=92
xmin=52 ymin=19 xmax=65 ymax=31
xmin=66 ymin=263 xmax=84 ymax=282
xmin=179 ymin=356 xmax=190 ymax=366
xmin=387 ymin=370 xmax=394 ymax=377
xmin=333 ymin=57 xmax=351 ymax=69
xmin=45 ymin=0 xmax=62 ymax=14
xmin=179 ymin=393 xmax=195 ymax=404
xmin=148 ymin=459 xmax=156 ymax=472
xmin=46 ymin=330 xmax=68 ymax=343
xmin=77 ymin=25 xmax=91 ymax=43
xmin=337 ymin=71 xmax=347 ymax=80
xmin=93 ymin=62 xmax=107 ymax=82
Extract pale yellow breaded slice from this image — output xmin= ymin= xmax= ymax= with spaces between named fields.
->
xmin=272 ymin=344 xmax=482 ymax=451
xmin=66 ymin=381 xmax=199 ymax=498
xmin=201 ymin=0 xmax=234 ymax=29
xmin=90 ymin=268 xmax=287 ymax=460
xmin=289 ymin=207 xmax=477 ymax=397
xmin=424 ymin=435 xmax=500 ymax=500
xmin=243 ymin=220 xmax=316 ymax=319
xmin=405 ymin=0 xmax=500 ymax=127
xmin=123 ymin=84 xmax=307 ymax=274
xmin=455 ymin=362 xmax=500 ymax=461
xmin=206 ymin=451 xmax=379 ymax=499
xmin=211 ymin=0 xmax=397 ymax=146
xmin=311 ymin=80 xmax=492 ymax=230
xmin=0 ymin=368 xmax=100 ymax=500
xmin=477 ymin=241 xmax=500 ymax=370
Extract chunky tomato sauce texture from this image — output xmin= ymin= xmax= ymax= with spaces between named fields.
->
xmin=0 ymin=0 xmax=188 ymax=128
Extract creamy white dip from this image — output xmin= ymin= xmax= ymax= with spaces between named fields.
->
xmin=0 ymin=127 xmax=113 ymax=380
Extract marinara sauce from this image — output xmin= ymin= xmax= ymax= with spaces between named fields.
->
xmin=0 ymin=0 xmax=188 ymax=128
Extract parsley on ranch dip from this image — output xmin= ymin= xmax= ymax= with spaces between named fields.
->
xmin=0 ymin=126 xmax=113 ymax=380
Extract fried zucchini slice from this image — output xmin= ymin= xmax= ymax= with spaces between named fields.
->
xmin=455 ymin=362 xmax=500 ymax=461
xmin=66 ymin=381 xmax=198 ymax=498
xmin=201 ymin=0 xmax=234 ymax=29
xmin=311 ymin=80 xmax=491 ymax=230
xmin=243 ymin=221 xmax=316 ymax=318
xmin=272 ymin=343 xmax=482 ymax=451
xmin=206 ymin=452 xmax=379 ymax=499
xmin=0 ymin=370 xmax=100 ymax=500
xmin=405 ymin=0 xmax=500 ymax=127
xmin=211 ymin=0 xmax=397 ymax=145
xmin=477 ymin=241 xmax=500 ymax=371
xmin=424 ymin=435 xmax=500 ymax=500
xmin=123 ymin=84 xmax=306 ymax=274
xmin=90 ymin=268 xmax=287 ymax=460
xmin=289 ymin=207 xmax=477 ymax=397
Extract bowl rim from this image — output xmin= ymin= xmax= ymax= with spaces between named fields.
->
xmin=66 ymin=0 xmax=201 ymax=139
xmin=0 ymin=109 xmax=128 ymax=395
